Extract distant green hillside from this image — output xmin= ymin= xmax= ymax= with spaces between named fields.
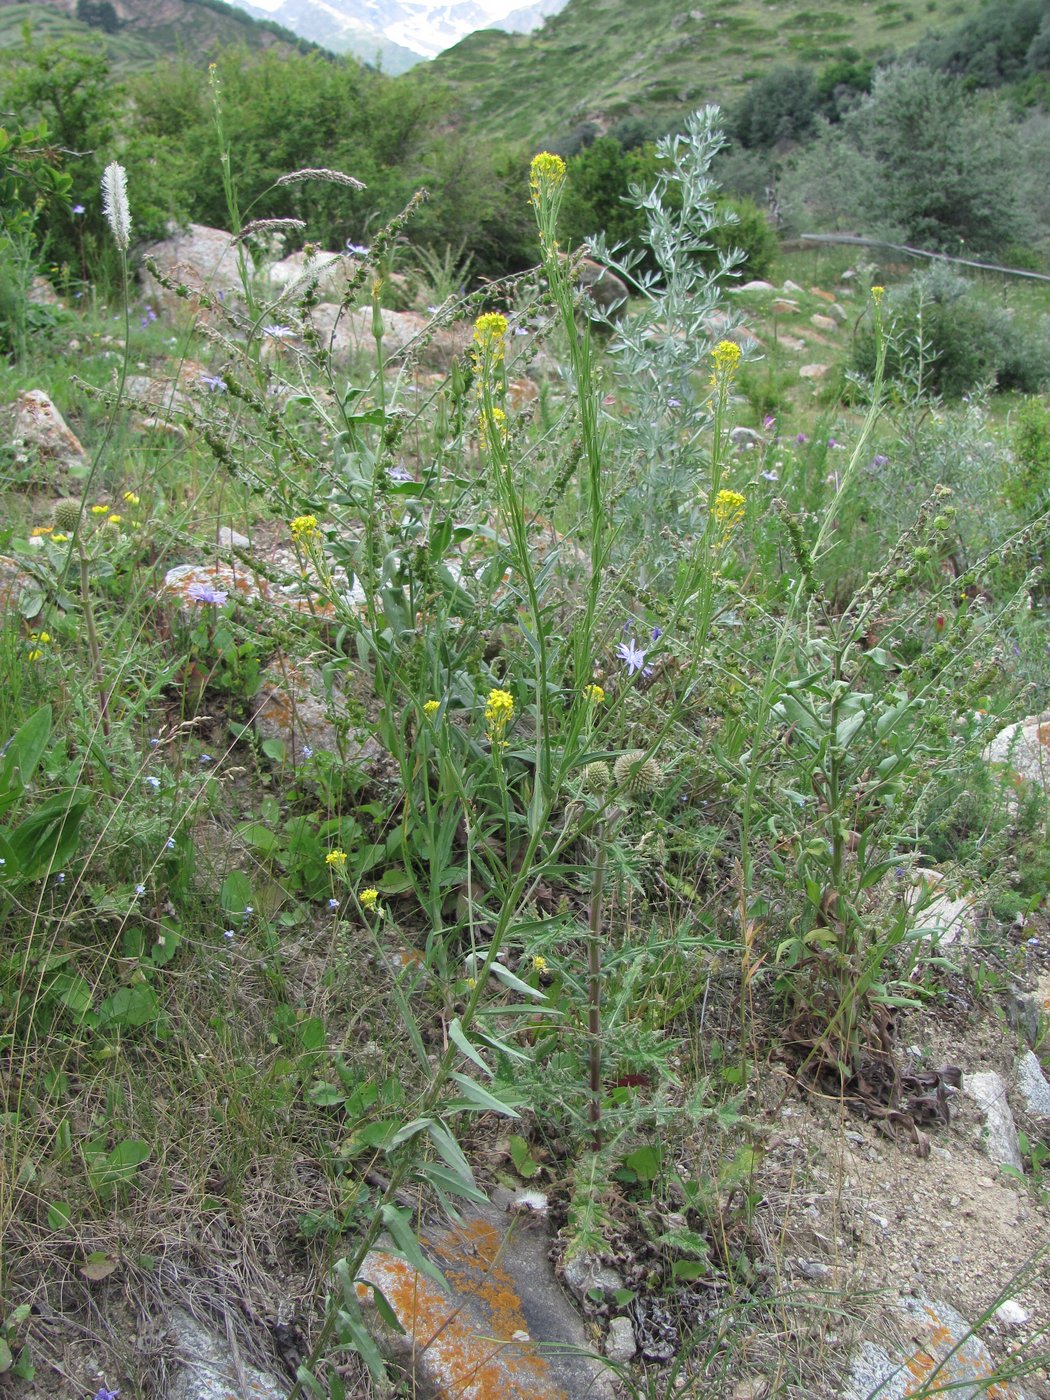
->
xmin=428 ymin=0 xmax=988 ymax=146
xmin=0 ymin=0 xmax=323 ymax=70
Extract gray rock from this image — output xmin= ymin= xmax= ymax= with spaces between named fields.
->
xmin=604 ymin=1315 xmax=636 ymax=1365
xmin=1015 ymin=1049 xmax=1050 ymax=1118
xmin=357 ymin=1194 xmax=614 ymax=1399
xmin=810 ymin=312 xmax=838 ymax=331
xmin=963 ymin=1070 xmax=1023 ymax=1171
xmin=141 ymin=223 xmax=246 ymax=322
xmin=10 ymin=389 xmax=86 ymax=472
xmin=217 ymin=525 xmax=252 ymax=551
xmin=165 ymin=1308 xmax=288 ymax=1400
xmin=984 ymin=715 xmax=1050 ymax=792
xmin=1005 ymin=985 xmax=1043 ymax=1047
xmin=254 ymin=660 xmax=382 ymax=768
xmin=841 ymin=1294 xmax=1032 ymax=1399
xmin=561 ymin=1251 xmax=625 ymax=1306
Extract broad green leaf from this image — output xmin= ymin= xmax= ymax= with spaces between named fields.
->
xmin=487 ymin=962 xmax=549 ymax=1001
xmin=416 ymin=1161 xmax=489 ymax=1205
xmin=220 ymin=871 xmax=253 ymax=914
xmin=96 ymin=985 xmax=159 ymax=1029
xmin=623 ymin=1145 xmax=661 ymax=1182
xmin=0 ymin=704 xmax=50 ymax=807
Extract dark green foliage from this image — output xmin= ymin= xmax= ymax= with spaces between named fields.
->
xmin=1008 ymin=396 xmax=1050 ymax=515
xmin=852 ymin=267 xmax=1050 ymax=397
xmin=75 ymin=0 xmax=120 ymax=34
xmin=912 ymin=0 xmax=1049 ymax=85
xmin=731 ymin=65 xmax=820 ymax=148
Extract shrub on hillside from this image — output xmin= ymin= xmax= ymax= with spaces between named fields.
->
xmin=851 ymin=266 xmax=1050 ymax=398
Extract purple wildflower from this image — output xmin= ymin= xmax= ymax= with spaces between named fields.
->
xmin=387 ymin=464 xmax=412 ymax=483
xmin=651 ymin=626 xmax=662 ymax=641
xmin=870 ymin=454 xmax=888 ymax=469
xmin=200 ymin=374 xmax=228 ymax=393
xmin=667 ymin=397 xmax=682 ymax=408
xmin=144 ymin=776 xmax=160 ymax=791
xmin=73 ymin=204 xmax=86 ymax=216
xmin=301 ymin=746 xmax=314 ymax=760
xmin=135 ymin=884 xmax=145 ymax=896
xmin=795 ymin=433 xmax=808 ymax=445
xmin=345 ymin=241 xmax=370 ymax=255
xmin=616 ymin=638 xmax=649 ymax=676
xmin=328 ymin=897 xmax=340 ymax=910
xmin=763 ymin=415 xmax=776 ymax=431
xmin=262 ymin=324 xmax=293 ymax=339
xmin=761 ymin=468 xmax=779 ymax=481
xmin=186 ymin=581 xmax=229 ymax=606
xmin=93 ymin=1388 xmax=120 ymax=1400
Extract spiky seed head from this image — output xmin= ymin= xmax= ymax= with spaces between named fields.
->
xmin=614 ymin=749 xmax=662 ymax=796
xmin=583 ymin=760 xmax=611 ymax=793
xmin=52 ymin=497 xmax=81 ymax=532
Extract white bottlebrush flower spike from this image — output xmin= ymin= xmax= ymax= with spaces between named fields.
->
xmin=101 ymin=162 xmax=131 ymax=250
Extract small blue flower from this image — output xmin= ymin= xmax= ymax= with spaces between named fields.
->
xmin=135 ymin=884 xmax=145 ymax=897
xmin=165 ymin=837 xmax=176 ymax=850
xmin=328 ymin=897 xmax=340 ymax=910
xmin=223 ymin=929 xmax=235 ymax=940
xmin=54 ymin=872 xmax=65 ymax=885
xmin=667 ymin=397 xmax=681 ymax=408
xmin=345 ymin=241 xmax=369 ymax=255
xmin=200 ymin=374 xmax=228 ymax=394
xmin=387 ymin=464 xmax=412 ymax=483
xmin=200 ymin=754 xmax=213 ymax=765
xmin=795 ymin=433 xmax=808 ymax=445
xmin=73 ymin=204 xmax=86 ymax=216
xmin=761 ymin=469 xmax=779 ymax=481
xmin=149 ymin=737 xmax=161 ymax=747
xmin=262 ymin=323 xmax=293 ymax=339
xmin=301 ymin=746 xmax=314 ymax=760
xmin=187 ymin=581 xmax=229 ymax=606
xmin=144 ymin=775 xmax=161 ymax=790
xmin=243 ymin=905 xmax=254 ymax=918
xmin=93 ymin=1387 xmax=120 ymax=1400
xmin=616 ymin=638 xmax=648 ymax=676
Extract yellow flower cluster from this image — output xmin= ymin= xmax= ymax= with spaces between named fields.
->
xmin=359 ymin=888 xmax=379 ymax=911
xmin=290 ymin=514 xmax=320 ymax=544
xmin=423 ymin=700 xmax=441 ymax=719
xmin=123 ymin=490 xmax=140 ymax=506
xmin=871 ymin=285 xmax=885 ymax=305
xmin=325 ymin=849 xmax=347 ymax=867
xmin=26 ymin=630 xmax=51 ymax=663
xmin=485 ymin=687 xmax=515 ymax=745
xmin=711 ymin=340 xmax=741 ymax=379
xmin=530 ymin=151 xmax=566 ymax=203
xmin=583 ymin=684 xmax=606 ymax=704
xmin=473 ymin=312 xmax=508 ymax=358
xmin=714 ymin=489 xmax=746 ymax=533
xmin=482 ymin=405 xmax=508 ymax=450
xmin=90 ymin=504 xmax=109 ymax=516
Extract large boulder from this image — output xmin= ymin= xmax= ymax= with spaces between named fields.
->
xmin=140 ymin=223 xmax=246 ymax=322
xmin=9 ymin=390 xmax=86 ymax=476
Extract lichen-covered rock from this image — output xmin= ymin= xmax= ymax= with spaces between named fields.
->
xmin=963 ymin=1070 xmax=1023 ymax=1171
xmin=357 ymin=1199 xmax=614 ymax=1399
xmin=842 ymin=1294 xmax=1030 ymax=1399
xmin=984 ymin=714 xmax=1050 ymax=793
xmin=10 ymin=390 xmax=85 ymax=473
xmin=253 ymin=660 xmax=382 ymax=768
xmin=140 ymin=223 xmax=244 ymax=322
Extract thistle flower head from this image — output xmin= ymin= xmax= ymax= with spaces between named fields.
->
xmin=101 ymin=163 xmax=131 ymax=251
xmin=52 ymin=497 xmax=82 ymax=532
xmin=614 ymin=749 xmax=663 ymax=797
xmin=583 ymin=760 xmax=612 ymax=793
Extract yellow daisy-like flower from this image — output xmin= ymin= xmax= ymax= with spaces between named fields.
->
xmin=583 ymin=684 xmax=606 ymax=705
xmin=423 ymin=700 xmax=441 ymax=719
xmin=123 ymin=491 xmax=140 ymax=505
xmin=359 ymin=887 xmax=379 ymax=911
xmin=107 ymin=513 xmax=122 ymax=525
xmin=531 ymin=954 xmax=547 ymax=973
xmin=51 ymin=533 xmax=68 ymax=543
xmin=529 ymin=151 xmax=566 ymax=202
xmin=714 ymin=489 xmax=746 ymax=533
xmin=325 ymin=849 xmax=347 ymax=867
xmin=290 ymin=514 xmax=320 ymax=544
xmin=90 ymin=504 xmax=109 ymax=516
xmin=30 ymin=526 xmax=52 ymax=538
xmin=711 ymin=340 xmax=741 ymax=379
xmin=26 ymin=650 xmax=43 ymax=663
xmin=31 ymin=632 xmax=51 ymax=644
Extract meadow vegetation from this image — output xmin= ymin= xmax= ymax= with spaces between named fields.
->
xmin=1 ymin=10 xmax=1050 ymax=1397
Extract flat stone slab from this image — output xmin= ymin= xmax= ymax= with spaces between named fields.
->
xmin=165 ymin=1308 xmax=288 ymax=1400
xmin=842 ymin=1294 xmax=1030 ymax=1399
xmin=963 ymin=1071 xmax=1022 ymax=1171
xmin=357 ymin=1194 xmax=613 ymax=1399
xmin=1015 ymin=1049 xmax=1050 ymax=1118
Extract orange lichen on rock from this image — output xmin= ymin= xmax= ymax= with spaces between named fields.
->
xmin=359 ymin=1232 xmax=569 ymax=1400
xmin=899 ymin=1302 xmax=1024 ymax=1399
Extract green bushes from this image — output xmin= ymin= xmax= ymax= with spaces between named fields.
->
xmin=851 ymin=266 xmax=1050 ymax=398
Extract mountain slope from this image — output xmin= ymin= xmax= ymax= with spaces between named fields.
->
xmin=426 ymin=0 xmax=988 ymax=146
xmin=0 ymin=0 xmax=322 ymax=68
